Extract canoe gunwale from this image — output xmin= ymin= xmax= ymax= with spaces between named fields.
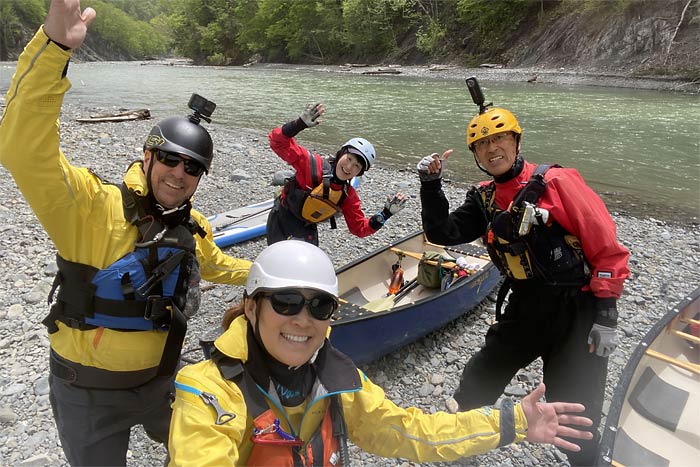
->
xmin=597 ymin=285 xmax=700 ymax=466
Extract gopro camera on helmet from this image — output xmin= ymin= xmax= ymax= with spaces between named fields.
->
xmin=188 ymin=93 xmax=216 ymax=124
xmin=465 ymin=76 xmax=492 ymax=114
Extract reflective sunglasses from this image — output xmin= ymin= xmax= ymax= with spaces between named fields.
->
xmin=264 ymin=291 xmax=338 ymax=321
xmin=154 ymin=150 xmax=205 ymax=177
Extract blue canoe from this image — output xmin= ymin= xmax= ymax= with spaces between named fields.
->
xmin=330 ymin=230 xmax=501 ymax=365
xmin=209 ymin=177 xmax=360 ymax=247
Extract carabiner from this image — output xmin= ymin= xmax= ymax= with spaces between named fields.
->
xmin=273 ymin=418 xmax=297 ymax=441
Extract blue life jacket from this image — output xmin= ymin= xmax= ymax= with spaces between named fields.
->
xmin=43 ymin=179 xmax=206 ymax=380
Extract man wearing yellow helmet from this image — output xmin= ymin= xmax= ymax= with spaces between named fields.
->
xmin=416 ymin=90 xmax=629 ymax=466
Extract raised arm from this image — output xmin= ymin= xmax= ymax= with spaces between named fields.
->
xmin=43 ymin=0 xmax=96 ymax=49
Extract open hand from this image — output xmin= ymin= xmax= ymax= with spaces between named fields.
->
xmin=522 ymin=383 xmax=593 ymax=452
xmin=299 ymin=103 xmax=324 ymax=128
xmin=384 ymin=192 xmax=408 ymax=215
xmin=44 ymin=0 xmax=96 ymax=50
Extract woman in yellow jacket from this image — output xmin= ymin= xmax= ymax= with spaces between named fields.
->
xmin=169 ymin=240 xmax=593 ymax=466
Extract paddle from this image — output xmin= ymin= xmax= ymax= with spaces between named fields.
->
xmin=389 ymin=247 xmax=457 ymax=269
xmin=213 ymin=204 xmax=274 ymax=232
xmin=363 ymin=278 xmax=418 ymax=312
xmin=423 ymin=239 xmax=491 ymax=261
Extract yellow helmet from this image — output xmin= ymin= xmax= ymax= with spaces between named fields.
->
xmin=466 ymin=107 xmax=522 ymax=149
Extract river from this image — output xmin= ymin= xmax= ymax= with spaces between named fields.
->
xmin=1 ymin=61 xmax=698 ymax=222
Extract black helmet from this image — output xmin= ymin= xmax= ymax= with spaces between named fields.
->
xmin=144 ymin=117 xmax=214 ymax=173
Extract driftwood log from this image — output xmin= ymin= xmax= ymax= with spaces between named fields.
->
xmin=362 ymin=68 xmax=402 ymax=75
xmin=76 ymin=108 xmax=151 ymax=123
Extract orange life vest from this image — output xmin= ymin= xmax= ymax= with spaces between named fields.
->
xmin=213 ymin=352 xmax=348 ymax=466
xmin=247 ymin=402 xmax=342 ymax=466
xmin=282 ymin=154 xmax=348 ymax=226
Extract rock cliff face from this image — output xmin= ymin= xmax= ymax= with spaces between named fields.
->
xmin=503 ymin=0 xmax=697 ymax=75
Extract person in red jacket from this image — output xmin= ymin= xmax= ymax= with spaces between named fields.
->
xmin=416 ymin=80 xmax=629 ymax=466
xmin=267 ymin=103 xmax=407 ymax=245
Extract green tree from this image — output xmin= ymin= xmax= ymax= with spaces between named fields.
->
xmin=0 ymin=0 xmax=46 ymax=60
xmin=244 ymin=0 xmax=344 ymax=63
xmin=165 ymin=0 xmax=258 ymax=65
xmin=82 ymin=0 xmax=167 ymax=58
xmin=103 ymin=0 xmax=159 ymax=20
xmin=342 ymin=0 xmax=420 ymax=59
xmin=455 ymin=0 xmax=538 ymax=54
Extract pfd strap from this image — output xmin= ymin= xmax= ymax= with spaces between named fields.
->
xmin=212 ymin=352 xmax=269 ymax=419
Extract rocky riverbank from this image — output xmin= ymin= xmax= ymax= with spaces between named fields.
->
xmin=0 ymin=101 xmax=698 ymax=466
xmin=235 ymin=62 xmax=700 ymax=94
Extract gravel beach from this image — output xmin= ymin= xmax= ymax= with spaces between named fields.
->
xmin=0 ymin=100 xmax=698 ymax=467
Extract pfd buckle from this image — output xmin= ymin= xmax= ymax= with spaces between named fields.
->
xmin=144 ymin=295 xmax=171 ymax=327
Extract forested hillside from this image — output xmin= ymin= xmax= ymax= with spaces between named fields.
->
xmin=1 ymin=0 xmax=697 ymax=79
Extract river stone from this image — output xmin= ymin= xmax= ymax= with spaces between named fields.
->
xmin=6 ymin=304 xmax=23 ymax=320
xmin=0 ymin=405 xmax=17 ymax=423
xmin=33 ymin=377 xmax=49 ymax=397
xmin=18 ymin=453 xmax=53 ymax=467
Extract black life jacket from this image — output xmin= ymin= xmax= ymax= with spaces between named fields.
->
xmin=43 ymin=180 xmax=206 ymax=379
xmin=211 ymin=351 xmax=349 ymax=466
xmin=480 ymin=164 xmax=591 ymax=286
xmin=282 ymin=154 xmax=349 ymax=230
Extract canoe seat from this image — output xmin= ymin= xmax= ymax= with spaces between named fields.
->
xmin=612 ymin=427 xmax=670 ymax=467
xmin=629 ymin=366 xmax=688 ymax=432
xmin=340 ymin=287 xmax=369 ymax=306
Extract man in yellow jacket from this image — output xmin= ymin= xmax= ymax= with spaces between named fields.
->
xmin=0 ymin=1 xmax=251 ymax=465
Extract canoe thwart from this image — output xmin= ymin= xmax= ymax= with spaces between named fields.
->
xmin=669 ymin=328 xmax=700 ymax=344
xmin=644 ymin=348 xmax=700 ymax=374
xmin=389 ymin=247 xmax=457 ymax=269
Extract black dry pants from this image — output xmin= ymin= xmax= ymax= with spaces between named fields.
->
xmin=453 ymin=286 xmax=608 ymax=467
xmin=266 ymin=197 xmax=319 ymax=246
xmin=49 ymin=355 xmax=174 ymax=466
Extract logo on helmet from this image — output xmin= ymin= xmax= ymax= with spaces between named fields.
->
xmin=480 ymin=127 xmax=489 ymax=136
xmin=146 ymin=135 xmax=165 ymax=147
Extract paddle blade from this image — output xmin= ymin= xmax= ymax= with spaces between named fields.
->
xmin=363 ymin=295 xmax=396 ymax=312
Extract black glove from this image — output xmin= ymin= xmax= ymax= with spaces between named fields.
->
xmin=299 ymin=103 xmax=323 ymax=127
xmin=587 ymin=297 xmax=619 ymax=357
xmin=416 ymin=153 xmax=445 ymax=182
xmin=383 ymin=192 xmax=407 ymax=216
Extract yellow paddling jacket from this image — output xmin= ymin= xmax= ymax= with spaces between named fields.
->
xmin=0 ymin=27 xmax=251 ymax=377
xmin=169 ymin=316 xmax=528 ymax=466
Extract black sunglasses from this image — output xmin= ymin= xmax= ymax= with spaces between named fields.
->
xmin=264 ymin=291 xmax=338 ymax=321
xmin=154 ymin=150 xmax=205 ymax=177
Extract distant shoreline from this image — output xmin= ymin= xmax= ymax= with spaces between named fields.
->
xmin=137 ymin=59 xmax=700 ymax=94
xmin=254 ymin=63 xmax=700 ymax=93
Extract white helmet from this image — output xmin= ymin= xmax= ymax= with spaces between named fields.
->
xmin=342 ymin=137 xmax=376 ymax=172
xmin=245 ymin=240 xmax=338 ymax=298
